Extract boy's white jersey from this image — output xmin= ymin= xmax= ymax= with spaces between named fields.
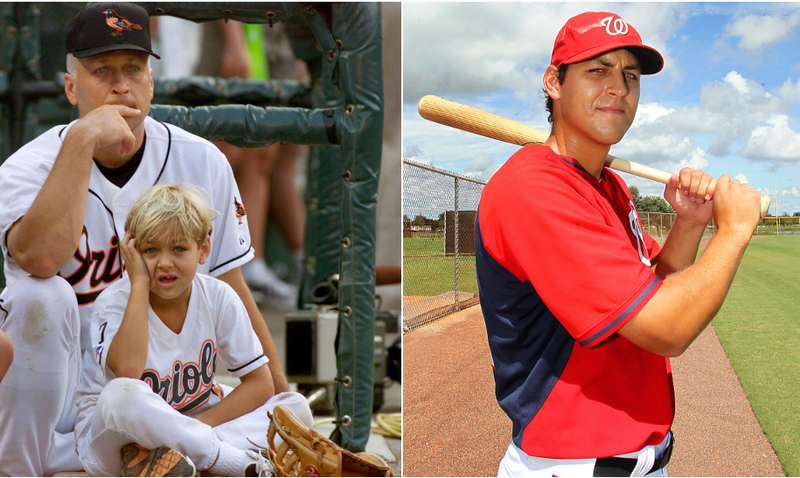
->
xmin=78 ymin=273 xmax=267 ymax=438
xmin=0 ymin=117 xmax=254 ymax=350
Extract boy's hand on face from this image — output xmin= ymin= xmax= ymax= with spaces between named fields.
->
xmin=121 ymin=232 xmax=150 ymax=287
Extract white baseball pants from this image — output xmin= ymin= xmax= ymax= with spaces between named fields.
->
xmin=77 ymin=377 xmax=313 ymax=476
xmin=0 ymin=275 xmax=84 ymax=476
xmin=498 ymin=434 xmax=671 ymax=477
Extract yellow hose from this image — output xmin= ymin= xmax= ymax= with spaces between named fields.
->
xmin=313 ymin=413 xmax=402 ymax=439
xmin=313 ymin=417 xmax=336 ymax=427
xmin=371 ymin=413 xmax=402 ymax=439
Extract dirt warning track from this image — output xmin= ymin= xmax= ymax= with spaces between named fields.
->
xmin=403 ymin=305 xmax=784 ymax=477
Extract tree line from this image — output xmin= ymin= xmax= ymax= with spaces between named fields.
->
xmin=403 ymin=213 xmax=444 ymax=229
xmin=628 ymin=186 xmax=674 ymax=214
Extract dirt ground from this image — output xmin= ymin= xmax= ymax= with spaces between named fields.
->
xmin=403 ymin=305 xmax=785 ymax=477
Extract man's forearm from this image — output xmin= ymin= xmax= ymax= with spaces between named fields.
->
xmin=7 ymin=131 xmax=95 ymax=277
xmin=621 ymin=228 xmax=751 ymax=356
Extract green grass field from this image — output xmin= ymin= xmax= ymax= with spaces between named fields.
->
xmin=403 ymin=234 xmax=478 ymax=297
xmin=709 ymin=235 xmax=800 ymax=476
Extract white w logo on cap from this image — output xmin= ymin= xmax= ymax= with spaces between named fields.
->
xmin=601 ymin=16 xmax=629 ymax=36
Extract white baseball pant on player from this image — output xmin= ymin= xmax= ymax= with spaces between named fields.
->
xmin=77 ymin=378 xmax=313 ymax=476
xmin=498 ymin=434 xmax=671 ymax=477
xmin=0 ymin=275 xmax=84 ymax=476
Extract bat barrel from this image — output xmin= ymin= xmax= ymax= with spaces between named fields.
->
xmin=418 ymin=95 xmax=549 ymax=146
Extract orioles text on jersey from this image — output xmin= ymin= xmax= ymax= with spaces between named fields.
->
xmin=60 ymin=226 xmax=124 ymax=305
xmin=140 ymin=339 xmax=218 ymax=414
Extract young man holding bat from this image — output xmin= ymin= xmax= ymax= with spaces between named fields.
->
xmin=475 ymin=11 xmax=763 ymax=477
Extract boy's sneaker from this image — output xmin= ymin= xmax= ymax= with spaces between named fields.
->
xmin=121 ymin=443 xmax=197 ymax=477
xmin=242 ymin=260 xmax=298 ymax=311
xmin=244 ymin=450 xmax=275 ymax=477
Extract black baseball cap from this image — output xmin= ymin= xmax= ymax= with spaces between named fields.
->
xmin=66 ymin=2 xmax=160 ymax=59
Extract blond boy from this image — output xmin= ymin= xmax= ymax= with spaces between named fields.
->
xmin=76 ymin=184 xmax=312 ymax=477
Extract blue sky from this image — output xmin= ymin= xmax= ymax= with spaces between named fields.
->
xmin=403 ymin=2 xmax=800 ymax=215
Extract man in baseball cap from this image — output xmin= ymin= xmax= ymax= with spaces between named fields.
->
xmin=0 ymin=3 xmax=298 ymax=476
xmin=475 ymin=11 xmax=762 ymax=476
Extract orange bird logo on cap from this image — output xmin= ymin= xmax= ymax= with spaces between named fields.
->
xmin=102 ymin=9 xmax=142 ymax=36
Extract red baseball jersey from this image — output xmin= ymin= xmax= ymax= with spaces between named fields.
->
xmin=475 ymin=145 xmax=674 ymax=459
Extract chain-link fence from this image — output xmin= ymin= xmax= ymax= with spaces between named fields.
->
xmin=402 ymin=160 xmax=763 ymax=331
xmin=403 ymin=159 xmax=485 ymax=330
xmin=637 ymin=211 xmax=717 ymax=244
xmin=756 ymin=216 xmax=800 ymax=235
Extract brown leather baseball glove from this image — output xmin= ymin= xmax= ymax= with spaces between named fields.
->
xmin=266 ymin=405 xmax=395 ymax=477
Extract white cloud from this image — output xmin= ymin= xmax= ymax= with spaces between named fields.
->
xmin=723 ymin=71 xmax=750 ymax=94
xmin=681 ymin=147 xmax=712 ymax=171
xmin=777 ymin=77 xmax=800 ymax=103
xmin=614 ymin=68 xmax=800 ymax=173
xmin=781 ymin=187 xmax=800 ymax=198
xmin=741 ymin=115 xmax=800 ymax=165
xmin=465 ymin=152 xmax=500 ymax=180
xmin=468 ymin=152 xmax=493 ymax=173
xmin=633 ymin=103 xmax=675 ymax=126
xmin=403 ymin=143 xmax=434 ymax=167
xmin=402 ymin=2 xmax=690 ymax=105
xmin=405 ymin=144 xmax=425 ymax=159
xmin=724 ymin=13 xmax=800 ymax=54
xmin=625 ymin=71 xmax=790 ymax=159
xmin=614 ymin=133 xmax=709 ymax=177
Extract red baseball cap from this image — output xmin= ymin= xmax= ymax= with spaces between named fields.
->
xmin=550 ymin=12 xmax=663 ymax=74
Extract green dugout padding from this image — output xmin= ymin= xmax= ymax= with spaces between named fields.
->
xmin=0 ymin=2 xmax=384 ymax=452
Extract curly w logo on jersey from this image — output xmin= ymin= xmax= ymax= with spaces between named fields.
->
xmin=141 ymin=340 xmax=218 ymax=414
xmin=627 ymin=200 xmax=652 ymax=267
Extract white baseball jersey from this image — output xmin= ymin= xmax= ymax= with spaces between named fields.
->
xmin=75 ymin=273 xmax=267 ymax=444
xmin=0 ymin=116 xmax=254 ymax=351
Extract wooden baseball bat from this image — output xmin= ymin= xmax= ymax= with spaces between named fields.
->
xmin=418 ymin=94 xmax=771 ymax=219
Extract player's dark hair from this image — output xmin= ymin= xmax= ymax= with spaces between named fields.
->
xmin=544 ymin=64 xmax=569 ymax=126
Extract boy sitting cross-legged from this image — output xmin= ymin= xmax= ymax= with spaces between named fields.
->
xmin=76 ymin=184 xmax=313 ymax=477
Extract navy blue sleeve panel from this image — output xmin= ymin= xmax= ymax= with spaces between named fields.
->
xmin=475 ymin=147 xmax=662 ymax=348
xmin=476 ymin=210 xmax=575 ymax=450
